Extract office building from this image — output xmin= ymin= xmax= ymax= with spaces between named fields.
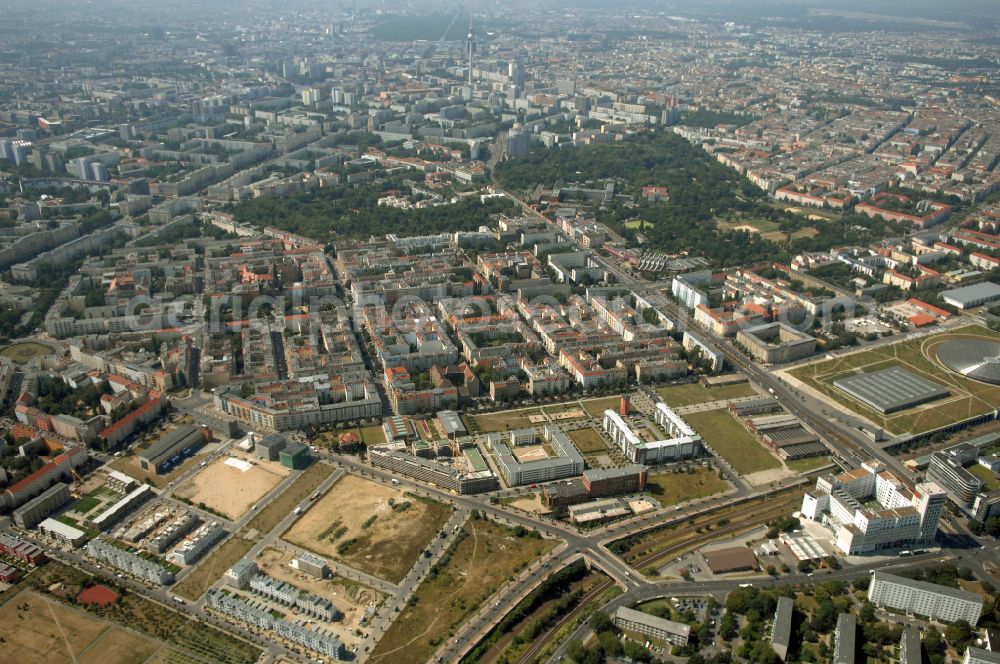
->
xmin=868 ymin=570 xmax=983 ymax=625
xmin=487 ymin=426 xmax=584 ymax=486
xmin=928 ymin=445 xmax=984 ymax=509
xmin=582 ymin=465 xmax=647 ymax=497
xmin=256 ymin=433 xmax=286 ymax=460
xmin=800 ymin=461 xmax=946 ymax=555
xmin=736 ymin=322 xmax=817 ymax=364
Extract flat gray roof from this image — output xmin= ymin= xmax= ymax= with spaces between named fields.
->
xmin=437 ymin=410 xmax=467 ymax=435
xmin=871 ymin=570 xmax=983 ymax=605
xmin=139 ymin=425 xmax=204 ymax=466
xmin=941 ymin=281 xmax=1000 ymax=307
xmin=614 ymin=606 xmax=691 ymax=637
xmin=899 ymin=628 xmax=921 ymax=664
xmin=583 ymin=464 xmax=646 ymax=482
xmin=835 ymin=613 xmax=856 ymax=664
xmin=833 ymin=366 xmax=949 ymax=414
xmin=772 ymin=596 xmax=794 ymax=649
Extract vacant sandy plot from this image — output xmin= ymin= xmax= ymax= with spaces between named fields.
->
xmin=369 ymin=518 xmax=557 ymax=664
xmin=282 ymin=474 xmax=451 ymax=583
xmin=175 ymin=454 xmax=288 ymax=519
xmin=0 ymin=590 xmax=146 ymax=664
xmin=256 ymin=547 xmax=385 ymax=649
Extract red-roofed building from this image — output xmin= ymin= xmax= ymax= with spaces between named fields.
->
xmin=908 ymin=314 xmax=937 ymax=328
xmin=907 ymin=298 xmax=953 ymax=319
xmin=0 ymin=445 xmax=87 ymax=510
xmin=970 ymin=252 xmax=1000 ymax=271
xmin=98 ymin=392 xmax=167 ymax=449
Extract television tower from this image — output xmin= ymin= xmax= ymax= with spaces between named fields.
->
xmin=466 ymin=17 xmax=476 ymax=85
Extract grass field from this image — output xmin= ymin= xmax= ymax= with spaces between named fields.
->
xmin=72 ymin=494 xmax=102 ymax=514
xmin=656 ymin=381 xmax=757 ymax=407
xmin=283 ymin=474 xmax=451 ymax=583
xmin=644 ymin=467 xmax=730 ymax=507
xmin=582 ymin=396 xmax=624 ymax=417
xmin=368 ymin=517 xmax=557 ymax=664
xmin=684 ymin=408 xmax=781 ymax=475
xmin=624 ymin=219 xmax=653 ymax=230
xmin=969 ymin=463 xmax=1000 ymax=491
xmin=789 ymin=326 xmax=1000 ymax=435
xmin=470 ymin=409 xmax=540 ymax=433
xmin=246 ymin=462 xmax=332 ymax=535
xmin=786 ymin=456 xmax=832 ymax=473
xmin=567 ymin=427 xmax=609 ymax=454
xmin=358 ymin=424 xmax=387 ymax=446
xmin=0 ymin=341 xmax=56 ymax=363
xmin=172 ymin=535 xmax=254 ymax=601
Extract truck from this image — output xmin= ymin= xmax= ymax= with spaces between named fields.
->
xmin=172 ymin=596 xmax=186 ymax=605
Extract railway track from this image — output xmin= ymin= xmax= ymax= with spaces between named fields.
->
xmin=514 ymin=578 xmax=616 ymax=664
xmin=627 ymin=492 xmax=802 ymax=571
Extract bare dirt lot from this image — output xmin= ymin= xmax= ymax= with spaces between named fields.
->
xmin=282 ymin=474 xmax=451 ymax=584
xmin=175 ymin=453 xmax=288 ymax=520
xmin=255 ymin=547 xmax=386 ymax=650
xmin=0 ymin=590 xmax=160 ymax=664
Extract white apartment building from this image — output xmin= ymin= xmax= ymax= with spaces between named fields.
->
xmin=868 ymin=571 xmax=983 ymax=625
xmin=602 ymin=402 xmax=703 ymax=465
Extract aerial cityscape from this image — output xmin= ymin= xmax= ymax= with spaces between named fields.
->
xmin=2 ymin=0 xmax=1000 ymax=662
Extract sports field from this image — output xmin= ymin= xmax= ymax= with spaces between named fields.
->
xmin=788 ymin=326 xmax=1000 ymax=435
